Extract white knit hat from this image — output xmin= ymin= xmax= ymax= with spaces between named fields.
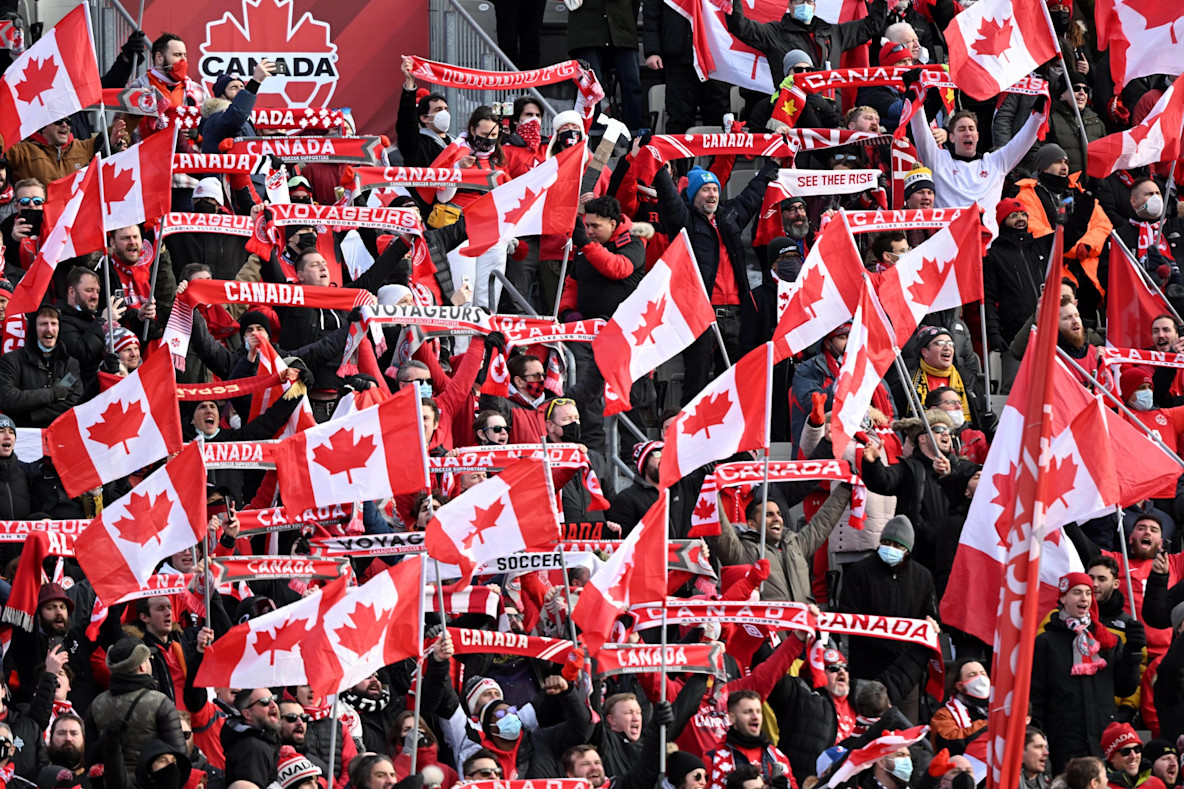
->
xmin=276 ymin=746 xmax=320 ymax=789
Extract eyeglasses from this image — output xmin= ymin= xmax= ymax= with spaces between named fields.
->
xmin=939 ymin=399 xmax=962 ymax=408
xmin=248 ymin=695 xmax=277 ymax=709
xmin=17 ymin=196 xmax=44 ymax=207
xmin=543 ymin=397 xmax=576 ymax=420
xmin=0 ymin=738 xmax=13 ymax=746
xmin=831 ymin=154 xmax=859 ymax=163
xmin=483 ymin=425 xmax=508 ymax=434
xmin=468 ymin=768 xmax=502 ymax=779
xmin=825 ymin=664 xmax=848 ymax=673
xmin=520 ymin=372 xmax=545 ymax=382
xmin=928 ymin=339 xmax=955 ymax=348
xmin=281 ymin=713 xmax=312 ymax=723
xmin=1117 ymin=746 xmax=1142 ymax=757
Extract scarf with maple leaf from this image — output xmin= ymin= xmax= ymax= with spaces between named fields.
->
xmin=1133 ymin=219 xmax=1175 ymax=261
xmin=110 ymin=248 xmax=154 ymax=309
xmin=912 ymin=359 xmax=970 ymax=424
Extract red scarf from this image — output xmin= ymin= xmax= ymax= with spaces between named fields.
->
xmin=0 ymin=531 xmax=51 ymax=631
xmin=197 ymin=303 xmax=239 ymax=340
xmin=0 ymin=184 xmax=12 ymax=207
xmin=111 ymin=252 xmax=154 ymax=308
xmin=411 ymin=238 xmax=443 ymax=303
xmin=1133 ymin=219 xmax=1174 ymax=261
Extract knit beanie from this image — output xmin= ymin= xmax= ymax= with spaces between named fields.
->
xmin=904 ymin=166 xmax=934 ymax=200
xmin=684 ymin=166 xmax=720 ymax=201
xmin=1101 ymin=721 xmax=1142 ymax=761
xmin=1144 ymin=739 xmax=1178 ymax=766
xmin=996 ymin=198 xmax=1026 ymax=226
xmin=1034 ymin=144 xmax=1069 ymax=174
xmin=1119 ymin=365 xmax=1154 ymax=402
xmin=783 ymin=49 xmax=814 ymax=73
xmin=667 ymin=751 xmax=706 ymax=788
xmin=1171 ymin=602 xmax=1184 ymax=633
xmin=238 ymin=310 xmax=272 ymax=340
xmin=212 ymin=73 xmax=241 ymax=99
xmin=881 ymin=515 xmax=915 ymax=552
xmin=632 ymin=440 xmax=663 ymax=476
xmin=276 ymin=745 xmax=321 ymax=789
xmin=463 ymin=676 xmax=502 ymax=716
xmin=106 ymin=637 xmax=151 ymax=675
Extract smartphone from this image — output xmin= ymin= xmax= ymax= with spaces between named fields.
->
xmin=112 ymin=288 xmax=125 ymax=303
xmin=274 ymin=60 xmax=288 ymax=76
xmin=48 ymin=635 xmax=63 ymax=652
xmin=59 ymin=371 xmax=78 ymax=388
xmin=19 ymin=208 xmax=41 ymax=236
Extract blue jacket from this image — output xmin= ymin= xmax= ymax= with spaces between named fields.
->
xmin=200 ymin=85 xmax=259 ymax=153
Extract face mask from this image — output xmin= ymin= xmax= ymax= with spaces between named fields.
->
xmin=775 ymin=257 xmax=801 ymax=282
xmin=917 ymin=46 xmax=930 ymax=64
xmin=192 ymin=200 xmax=218 ymax=214
xmin=1051 ymin=9 xmax=1070 ymax=34
xmin=962 ymin=674 xmax=991 ymax=699
xmin=430 ymin=109 xmax=451 ymax=134
xmin=1133 ymin=389 xmax=1155 ymax=411
xmin=495 ymin=713 xmax=523 ymax=740
xmin=792 ymin=3 xmax=814 ymax=23
xmin=294 ymin=233 xmax=318 ymax=252
xmin=888 ymin=756 xmax=914 ymax=784
xmin=878 ymin=545 xmax=906 ymax=567
xmin=151 ymin=764 xmax=183 ymax=789
xmin=1141 ymin=194 xmax=1165 ymax=219
xmin=167 ymin=57 xmax=188 ymax=82
xmin=414 ymin=380 xmax=433 ymax=399
xmin=560 ymin=421 xmax=582 ymax=443
xmin=557 ymin=129 xmax=582 ymax=149
xmin=470 ymin=135 xmax=496 ymax=154
xmin=948 ymin=409 xmax=965 ymax=428
xmin=1039 ymin=171 xmax=1070 ymax=192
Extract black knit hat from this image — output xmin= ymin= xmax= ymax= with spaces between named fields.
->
xmin=667 ymin=751 xmax=706 ymax=788
xmin=238 ymin=310 xmax=271 ymax=339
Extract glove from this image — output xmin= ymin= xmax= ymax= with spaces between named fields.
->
xmin=560 ymin=310 xmax=585 ymax=323
xmin=348 ymin=306 xmax=364 ymax=323
xmin=770 ymin=774 xmax=790 ymax=789
xmin=51 ymin=383 xmax=71 ymax=401
xmin=344 ymin=374 xmax=376 ymax=392
xmin=990 ymin=334 xmax=1008 ymax=353
xmin=1072 ymin=243 xmax=1093 ymax=259
xmin=652 ymin=700 xmax=674 ymax=728
xmin=928 ymin=749 xmax=952 ymax=778
xmin=101 ymin=353 xmax=122 ymax=374
xmin=1031 ymin=94 xmax=1048 ymax=115
xmin=562 ymin=647 xmax=585 ymax=682
xmin=571 ymin=219 xmax=590 ymax=248
xmin=809 ymin=391 xmax=827 ymax=426
xmin=424 ymin=623 xmax=444 ymax=641
xmin=484 ymin=331 xmax=507 ymax=352
xmin=638 ymin=130 xmax=654 ymax=149
xmin=901 ymin=68 xmax=923 ymax=93
xmin=121 ymin=30 xmax=149 ymax=62
xmin=1108 ymin=96 xmax=1130 ymax=125
xmin=1124 ymin=618 xmax=1147 ymax=654
xmin=751 ymin=557 xmax=771 ymax=582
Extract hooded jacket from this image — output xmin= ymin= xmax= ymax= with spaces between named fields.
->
xmin=0 ymin=342 xmax=83 ymax=428
xmin=567 ymin=216 xmax=646 ymax=319
xmin=87 ymin=672 xmax=185 ymax=785
xmin=5 ymin=135 xmax=100 ymax=186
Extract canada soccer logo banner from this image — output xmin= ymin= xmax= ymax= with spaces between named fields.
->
xmin=199 ymin=0 xmax=339 ymax=109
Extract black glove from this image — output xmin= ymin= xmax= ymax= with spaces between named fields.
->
xmin=770 ymin=774 xmax=790 ymax=789
xmin=424 ymin=623 xmax=444 ymax=641
xmin=101 ymin=353 xmax=122 ymax=374
xmin=121 ymin=30 xmax=149 ymax=62
xmin=484 ymin=331 xmax=507 ymax=353
xmin=51 ymin=383 xmax=71 ymax=401
xmin=571 ymin=219 xmax=590 ymax=248
xmin=1031 ymin=94 xmax=1048 ymax=115
xmin=348 ymin=306 xmax=364 ymax=323
xmin=1125 ymin=618 xmax=1147 ymax=654
xmin=638 ymin=130 xmax=654 ymax=149
xmin=344 ymin=374 xmax=376 ymax=392
xmin=901 ymin=67 xmax=923 ymax=93
xmin=652 ymin=700 xmax=674 ymax=728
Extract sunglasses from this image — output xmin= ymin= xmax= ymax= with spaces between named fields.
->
xmin=281 ymin=713 xmax=312 ymax=723
xmin=930 ymin=426 xmax=951 ymax=435
xmin=483 ymin=425 xmax=508 ymax=434
xmin=825 ymin=664 xmax=848 ymax=673
xmin=543 ymin=397 xmax=576 ymax=420
xmin=17 ymin=196 xmax=44 ymax=207
xmin=1117 ymin=746 xmax=1142 ymax=757
xmin=248 ymin=695 xmax=277 ymax=709
xmin=469 ymin=768 xmax=502 ymax=779
xmin=792 ymin=66 xmax=812 ymax=73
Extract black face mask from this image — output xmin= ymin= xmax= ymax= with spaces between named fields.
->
xmin=1050 ymin=9 xmax=1070 ymax=34
xmin=150 ymin=763 xmax=182 ymax=789
xmin=560 ymin=421 xmax=582 ymax=443
xmin=191 ymin=200 xmax=218 ymax=214
xmin=1039 ymin=170 xmax=1070 ymax=193
xmin=557 ymin=129 xmax=582 ymax=149
xmin=469 ymin=135 xmax=496 ymax=153
xmin=293 ymin=233 xmax=318 ymax=251
xmin=290 ymin=196 xmax=313 ymax=205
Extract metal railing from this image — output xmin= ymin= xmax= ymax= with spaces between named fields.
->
xmin=429 ymin=0 xmax=560 ymax=132
xmin=89 ymin=0 xmax=143 ymax=80
xmin=605 ymin=413 xmax=647 ymax=491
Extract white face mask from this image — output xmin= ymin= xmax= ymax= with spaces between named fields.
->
xmin=1133 ymin=389 xmax=1155 ymax=411
xmin=430 ymin=109 xmax=451 ymax=134
xmin=948 ymin=409 xmax=965 ymax=428
xmin=962 ymin=674 xmax=991 ymax=699
xmin=1141 ymin=194 xmax=1165 ymax=219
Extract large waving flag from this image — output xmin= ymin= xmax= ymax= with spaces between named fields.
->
xmin=830 ymin=283 xmax=898 ymax=459
xmin=946 ymin=0 xmax=1058 ymax=101
xmin=664 ymin=0 xmax=774 ymax=93
xmin=1096 ymin=0 xmax=1184 ymax=88
xmin=1105 ymin=240 xmax=1173 ymax=350
xmin=1087 ymin=74 xmax=1184 ymax=179
xmin=99 ymin=130 xmax=175 ymax=231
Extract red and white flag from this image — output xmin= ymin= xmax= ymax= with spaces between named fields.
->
xmin=594 ymin=231 xmax=716 ymax=415
xmin=425 ymin=457 xmax=561 ymax=585
xmin=4 ymin=163 xmax=102 ymax=317
xmin=1105 ymin=240 xmax=1173 ymax=350
xmin=460 ymin=143 xmax=583 ymax=258
xmin=946 ymin=0 xmax=1058 ymax=101
xmin=274 ymin=384 xmax=428 ymax=512
xmin=480 ymin=343 xmax=510 ymax=398
xmin=830 ymin=283 xmax=899 ymax=460
xmin=874 ymin=205 xmax=985 ymax=346
xmin=1087 ymin=73 xmax=1184 ymax=179
xmin=99 ymin=130 xmax=175 ymax=231
xmin=664 ymin=0 xmax=775 ymax=93
xmin=195 ymin=575 xmax=349 ymax=692
xmin=0 ymin=4 xmax=101 ymax=149
xmin=319 ymin=556 xmax=423 ymax=695
xmin=688 ymin=472 xmax=721 ymax=537
xmin=74 ymin=442 xmax=207 ymax=603
xmin=1096 ymin=0 xmax=1184 ymax=88
xmin=659 ymin=342 xmax=772 ymax=488
xmin=249 ymin=336 xmax=291 ymax=421
xmin=572 ymin=492 xmax=668 ymax=655
xmin=772 ymin=212 xmax=864 ymax=362
xmin=824 ymin=726 xmax=930 ymax=788
xmin=44 ymin=349 xmax=182 ymax=498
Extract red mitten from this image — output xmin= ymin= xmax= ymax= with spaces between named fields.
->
xmin=562 ymin=647 xmax=586 ymax=682
xmin=928 ymin=749 xmax=952 ymax=777
xmin=751 ymin=558 xmax=771 ymax=582
xmin=809 ymin=391 xmax=827 ymax=427
xmin=1108 ymin=96 xmax=1130 ymax=125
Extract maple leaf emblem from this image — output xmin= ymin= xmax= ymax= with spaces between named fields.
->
xmin=503 ymin=186 xmax=539 ymax=226
xmin=312 ymin=428 xmax=376 ymax=484
xmin=681 ymin=391 xmax=733 ymax=440
xmin=102 ymin=165 xmax=137 ymax=213
xmin=1126 ymin=0 xmax=1179 ymax=37
xmin=906 ymin=256 xmax=951 ymax=306
xmin=13 ymin=56 xmax=58 ymax=106
xmin=253 ymin=618 xmax=310 ymax=665
xmin=111 ymin=490 xmax=174 ymax=547
xmin=631 ymin=297 xmax=666 ymax=347
xmin=462 ymin=497 xmax=505 ymax=553
xmin=335 ymin=602 xmax=385 ymax=655
xmin=1045 ymin=455 xmax=1078 ymax=509
xmin=972 ymin=17 xmax=1013 ymax=59
xmin=990 ymin=462 xmax=1019 ymax=548
xmin=693 ymin=497 xmax=716 ymax=523
xmin=1129 ymin=118 xmax=1161 ymax=148
xmin=87 ymin=400 xmax=145 ymax=453
xmin=792 ymin=265 xmax=827 ymax=320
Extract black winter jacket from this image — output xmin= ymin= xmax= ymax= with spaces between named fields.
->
xmin=837 ymin=553 xmax=937 ymax=680
xmin=642 ymin=0 xmax=694 ymax=62
xmin=767 ymin=675 xmax=838 ymax=784
xmin=54 ymin=301 xmax=111 ymax=399
xmin=220 ymin=718 xmax=279 ymax=787
xmin=567 ymin=0 xmax=639 ymax=52
xmin=395 ymin=88 xmax=453 ymax=169
xmin=0 ymin=455 xmax=33 ymax=521
xmin=984 ymin=226 xmax=1050 ymax=349
xmin=571 ymin=217 xmax=646 ymax=319
xmin=1155 ymin=631 xmax=1184 ymax=744
xmin=608 ymin=480 xmax=659 ymax=534
xmin=0 ymin=343 xmax=83 ymax=427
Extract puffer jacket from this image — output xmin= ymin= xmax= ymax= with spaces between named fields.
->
xmin=799 ymin=421 xmax=896 ymax=554
xmin=707 ymin=485 xmax=851 ymax=602
xmin=199 ymin=90 xmax=259 ymax=154
xmin=86 ymin=672 xmax=185 ymax=783
xmin=220 ymin=717 xmax=279 ymax=787
xmin=1046 ymin=102 xmax=1108 ymax=177
xmin=565 ymin=215 xmax=647 ymax=319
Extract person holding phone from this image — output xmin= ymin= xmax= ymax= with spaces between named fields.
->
xmin=1 ymin=177 xmax=45 ymax=279
xmin=200 ymin=58 xmax=276 ymax=154
xmin=55 ymin=266 xmax=129 ymax=400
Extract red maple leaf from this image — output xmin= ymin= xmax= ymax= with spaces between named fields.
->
xmin=87 ymin=400 xmax=145 ymax=453
xmin=906 ymin=256 xmax=951 ymax=306
xmin=312 ymin=428 xmax=376 ymax=484
xmin=253 ymin=618 xmax=311 ymax=665
xmin=462 ymin=497 xmax=505 ymax=552
xmin=13 ymin=57 xmax=58 ymax=106
xmin=792 ymin=265 xmax=827 ymax=320
xmin=1129 ymin=118 xmax=1161 ymax=148
xmin=111 ymin=490 xmax=174 ymax=547
xmin=681 ymin=391 xmax=733 ymax=440
xmin=631 ymin=297 xmax=666 ymax=347
xmin=503 ymin=186 xmax=539 ymax=226
xmin=693 ymin=497 xmax=717 ymax=522
xmin=1127 ymin=0 xmax=1179 ymax=36
xmin=1045 ymin=455 xmax=1078 ymax=509
xmin=102 ymin=165 xmax=136 ymax=212
xmin=990 ymin=462 xmax=1020 ymax=548
xmin=335 ymin=602 xmax=385 ymax=655
xmin=972 ymin=17 xmax=1013 ymax=58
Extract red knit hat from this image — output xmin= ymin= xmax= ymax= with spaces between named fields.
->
xmin=880 ymin=41 xmax=913 ymax=68
xmin=996 ymin=198 xmax=1026 ymax=226
xmin=1058 ymin=571 xmax=1093 ymax=594
xmin=1119 ymin=365 xmax=1154 ymax=402
xmin=1101 ymin=721 xmax=1142 ymax=761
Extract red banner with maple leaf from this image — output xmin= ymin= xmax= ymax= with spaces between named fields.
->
xmin=248 ymin=107 xmax=344 ymax=131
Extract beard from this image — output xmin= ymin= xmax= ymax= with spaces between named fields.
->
xmin=48 ymin=744 xmax=82 ymax=768
xmin=786 ymin=221 xmax=810 ymax=240
xmin=1060 ymin=326 xmax=1085 ymax=350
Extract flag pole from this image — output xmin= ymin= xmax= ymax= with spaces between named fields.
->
xmin=94 ymin=154 xmax=116 ymax=354
xmin=204 ymin=532 xmax=213 ymax=631
xmin=758 ymin=343 xmax=773 ymax=592
xmin=1054 ymin=346 xmax=1184 ymax=471
xmin=1116 ymin=505 xmax=1139 ymax=620
xmin=141 ymin=244 xmax=160 ymax=342
xmin=326 ymin=694 xmax=339 ymax=785
xmin=552 ymin=239 xmax=574 ymax=318
xmin=411 ymin=557 xmax=428 ymax=776
xmin=979 ymin=301 xmax=993 ymax=411
xmin=1113 ymin=231 xmax=1184 ymax=326
xmin=540 ymin=434 xmax=581 ymax=646
xmin=659 ymin=603 xmax=668 ymax=775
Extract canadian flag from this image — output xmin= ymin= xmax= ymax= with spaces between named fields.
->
xmin=74 ymin=442 xmax=207 ymax=604
xmin=480 ymin=343 xmax=510 ymax=398
xmin=946 ymin=0 xmax=1058 ymax=101
xmin=664 ymin=0 xmax=775 ymax=93
xmin=874 ymin=206 xmax=985 ymax=346
xmin=1105 ymin=240 xmax=1172 ymax=349
xmin=195 ymin=575 xmax=349 ymax=693
xmin=99 ymin=129 xmax=175 ymax=231
xmin=274 ymin=384 xmax=429 ymax=512
xmin=825 ymin=726 xmax=930 ymax=788
xmin=4 ymin=163 xmax=103 ymax=317
xmin=425 ymin=457 xmax=561 ymax=586
xmin=688 ymin=472 xmax=721 ymax=537
xmin=0 ymin=4 xmax=101 ymax=149
xmin=659 ymin=342 xmax=772 ymax=489
xmin=43 ymin=349 xmax=182 ymax=498
xmin=830 ymin=283 xmax=899 ymax=459
xmin=594 ymin=232 xmax=716 ymax=415
xmin=572 ymin=491 xmax=668 ymax=655
xmin=1087 ymin=73 xmax=1184 ymax=178
xmin=249 ymin=336 xmax=291 ymax=421
xmin=460 ymin=142 xmax=583 ymax=258
xmin=1096 ymin=0 xmax=1184 ymax=88
xmin=771 ymin=212 xmax=864 ymax=363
